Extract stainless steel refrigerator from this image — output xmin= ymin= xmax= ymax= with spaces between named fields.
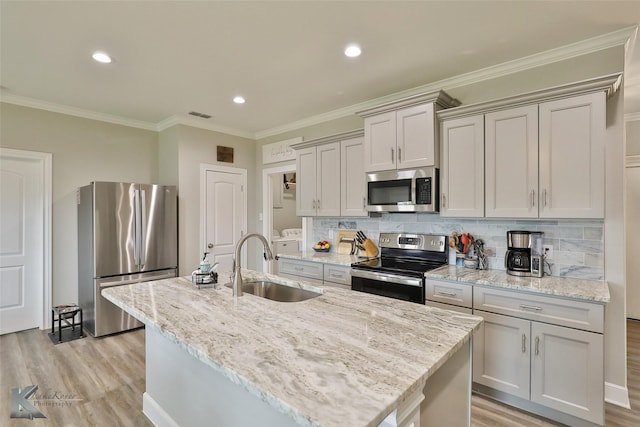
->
xmin=78 ymin=182 xmax=178 ymax=337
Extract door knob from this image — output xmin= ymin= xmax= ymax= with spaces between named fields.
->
xmin=207 ymin=243 xmax=214 ymax=248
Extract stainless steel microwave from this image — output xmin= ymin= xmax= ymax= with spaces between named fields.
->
xmin=366 ymin=167 xmax=439 ymax=213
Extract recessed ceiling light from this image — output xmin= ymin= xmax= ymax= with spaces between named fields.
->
xmin=233 ymin=96 xmax=246 ymax=104
xmin=92 ymin=51 xmax=112 ymax=64
xmin=344 ymin=44 xmax=361 ymax=58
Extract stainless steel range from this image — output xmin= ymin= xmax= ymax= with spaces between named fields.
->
xmin=350 ymin=233 xmax=448 ymax=304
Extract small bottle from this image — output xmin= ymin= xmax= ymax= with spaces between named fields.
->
xmin=199 ymin=252 xmax=211 ymax=274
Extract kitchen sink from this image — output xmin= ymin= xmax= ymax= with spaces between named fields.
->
xmin=225 ymin=281 xmax=322 ymax=302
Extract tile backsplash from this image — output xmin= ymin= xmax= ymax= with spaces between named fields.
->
xmin=311 ymin=214 xmax=604 ymax=280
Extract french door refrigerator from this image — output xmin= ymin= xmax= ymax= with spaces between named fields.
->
xmin=78 ymin=182 xmax=178 ymax=337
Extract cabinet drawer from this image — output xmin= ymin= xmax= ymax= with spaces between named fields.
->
xmin=473 ymin=286 xmax=604 ymax=333
xmin=323 ymin=264 xmax=351 ymax=285
xmin=278 ymin=259 xmax=324 ymax=281
xmin=425 ymin=279 xmax=473 ymax=309
xmin=426 ymin=300 xmax=473 ymax=315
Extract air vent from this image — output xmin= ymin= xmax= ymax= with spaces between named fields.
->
xmin=188 ymin=111 xmax=212 ymax=119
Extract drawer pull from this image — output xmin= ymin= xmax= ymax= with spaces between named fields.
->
xmin=535 ymin=336 xmax=540 ymax=356
xmin=436 ymin=291 xmax=457 ymax=297
xmin=522 ymin=334 xmax=526 ymax=353
xmin=519 ymin=304 xmax=542 ymax=312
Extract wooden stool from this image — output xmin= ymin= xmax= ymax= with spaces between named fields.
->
xmin=49 ymin=305 xmax=83 ymax=344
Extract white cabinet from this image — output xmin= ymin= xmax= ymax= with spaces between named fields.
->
xmin=485 ymin=93 xmax=605 ymax=219
xmin=440 ymin=114 xmax=484 ymax=217
xmin=278 ymin=258 xmax=350 ymax=289
xmin=358 ymin=91 xmax=459 ymax=173
xmin=340 ymin=136 xmax=367 ymax=217
xmin=539 ymin=92 xmax=605 ymax=218
xmin=295 ymin=142 xmax=341 ymax=216
xmin=438 ymin=76 xmax=615 ymax=220
xmin=363 ymin=104 xmax=438 ymax=172
xmin=472 ymin=286 xmax=604 ymax=425
xmin=293 ymin=129 xmax=365 ymax=218
xmin=485 ymin=105 xmax=539 ymax=218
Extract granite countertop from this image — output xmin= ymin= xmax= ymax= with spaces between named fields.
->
xmin=103 ymin=269 xmax=482 ymax=427
xmin=426 ymin=265 xmax=610 ymax=303
xmin=277 ymin=251 xmax=367 ymax=266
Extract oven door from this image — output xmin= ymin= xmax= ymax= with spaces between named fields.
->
xmin=351 ymin=269 xmax=425 ymax=304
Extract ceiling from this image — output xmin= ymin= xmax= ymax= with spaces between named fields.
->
xmin=2 ymin=1 xmax=640 ymax=139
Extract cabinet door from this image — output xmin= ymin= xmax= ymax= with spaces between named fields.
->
xmin=539 ymin=92 xmax=605 ymax=218
xmin=364 ymin=112 xmax=396 ymax=172
xmin=316 ymin=142 xmax=341 ymax=216
xmin=340 ymin=137 xmax=367 ymax=216
xmin=485 ymin=105 xmax=539 ymax=218
xmin=473 ymin=311 xmax=530 ymax=400
xmin=530 ymin=322 xmax=604 ymax=424
xmin=396 ymin=103 xmax=436 ymax=169
xmin=295 ymin=146 xmax=317 ymax=216
xmin=440 ymin=115 xmax=485 ymax=217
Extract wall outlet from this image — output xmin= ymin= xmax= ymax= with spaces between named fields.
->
xmin=543 ymin=245 xmax=554 ymax=260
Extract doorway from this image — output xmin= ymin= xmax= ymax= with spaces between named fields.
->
xmin=0 ymin=148 xmax=51 ymax=334
xmin=200 ymin=164 xmax=247 ymax=274
xmin=262 ymin=165 xmax=306 ymax=273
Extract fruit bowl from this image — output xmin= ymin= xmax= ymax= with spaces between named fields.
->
xmin=313 ymin=247 xmax=330 ymax=253
xmin=313 ymin=240 xmax=331 ymax=252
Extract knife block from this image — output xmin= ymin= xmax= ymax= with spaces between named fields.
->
xmin=361 ymin=239 xmax=379 ymax=257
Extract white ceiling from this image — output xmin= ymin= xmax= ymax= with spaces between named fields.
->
xmin=2 ymin=1 xmax=640 ymax=138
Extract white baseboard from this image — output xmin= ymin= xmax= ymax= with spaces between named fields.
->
xmin=605 ymin=382 xmax=631 ymax=409
xmin=143 ymin=392 xmax=180 ymax=427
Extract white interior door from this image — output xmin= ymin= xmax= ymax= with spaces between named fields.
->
xmin=203 ymin=168 xmax=246 ymax=274
xmin=0 ymin=150 xmax=49 ymax=334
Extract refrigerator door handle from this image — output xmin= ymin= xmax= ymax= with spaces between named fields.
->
xmin=134 ymin=189 xmax=142 ymax=266
xmin=140 ymin=189 xmax=147 ymax=267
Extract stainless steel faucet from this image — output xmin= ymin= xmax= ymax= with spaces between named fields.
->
xmin=232 ymin=233 xmax=275 ymax=297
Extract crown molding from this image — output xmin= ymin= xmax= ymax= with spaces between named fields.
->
xmin=0 ymin=93 xmax=157 ymax=131
xmin=256 ymin=26 xmax=636 ymax=140
xmin=156 ymin=115 xmax=254 ymax=139
xmin=626 ymin=112 xmax=640 ymax=122
xmin=289 ymin=128 xmax=364 ymax=150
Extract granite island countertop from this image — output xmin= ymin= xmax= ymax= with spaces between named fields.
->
xmin=103 ymin=269 xmax=482 ymax=427
xmin=426 ymin=265 xmax=610 ymax=303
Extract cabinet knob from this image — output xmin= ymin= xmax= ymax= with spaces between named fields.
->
xmin=397 ymin=147 xmax=402 ymax=162
xmin=207 ymin=243 xmax=214 ymax=249
xmin=530 ymin=190 xmax=535 ymax=208
xmin=535 ymin=336 xmax=540 ymax=356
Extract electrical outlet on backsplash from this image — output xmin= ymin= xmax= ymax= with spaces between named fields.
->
xmin=312 ymin=215 xmax=605 ymax=280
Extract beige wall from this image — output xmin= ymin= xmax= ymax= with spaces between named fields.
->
xmin=0 ymin=103 xmax=158 ymax=305
xmin=169 ymin=125 xmax=257 ymax=276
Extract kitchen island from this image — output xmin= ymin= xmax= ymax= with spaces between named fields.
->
xmin=103 ymin=269 xmax=482 ymax=427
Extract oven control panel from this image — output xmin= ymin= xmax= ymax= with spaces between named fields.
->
xmin=379 ymin=233 xmax=447 ymax=252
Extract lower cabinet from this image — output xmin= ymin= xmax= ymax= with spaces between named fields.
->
xmin=427 ymin=278 xmax=605 ymax=426
xmin=472 ymin=287 xmax=604 ymax=426
xmin=278 ymin=258 xmax=350 ymax=289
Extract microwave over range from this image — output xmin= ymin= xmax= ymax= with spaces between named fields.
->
xmin=366 ymin=167 xmax=439 ymax=213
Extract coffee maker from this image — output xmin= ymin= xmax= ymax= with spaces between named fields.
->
xmin=505 ymin=231 xmax=544 ymax=277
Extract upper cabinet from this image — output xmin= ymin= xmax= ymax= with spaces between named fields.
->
xmin=357 ymin=91 xmax=460 ymax=173
xmin=292 ymin=129 xmax=366 ymax=217
xmin=295 ymin=142 xmax=341 ymax=217
xmin=538 ymin=92 xmax=606 ymax=218
xmin=441 ymin=115 xmax=485 ymax=218
xmin=485 ymin=105 xmax=539 ymax=218
xmin=340 ymin=136 xmax=367 ymax=217
xmin=438 ymin=73 xmax=620 ymax=219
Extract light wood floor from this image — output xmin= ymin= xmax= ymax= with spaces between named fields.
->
xmin=1 ymin=321 xmax=639 ymax=426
